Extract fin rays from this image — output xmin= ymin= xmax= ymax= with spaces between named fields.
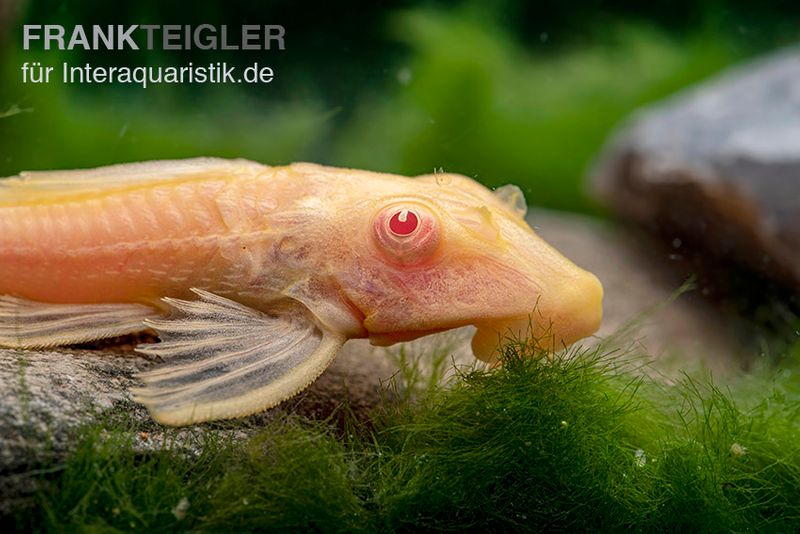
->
xmin=0 ymin=295 xmax=157 ymax=348
xmin=132 ymin=288 xmax=345 ymax=425
xmin=0 ymin=288 xmax=348 ymax=425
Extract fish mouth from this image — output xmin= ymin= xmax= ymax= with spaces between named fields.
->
xmin=471 ymin=276 xmax=604 ymax=363
xmin=471 ymin=314 xmax=595 ymax=364
xmin=471 ymin=317 xmax=537 ymax=363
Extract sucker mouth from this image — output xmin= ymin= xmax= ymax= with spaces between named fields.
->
xmin=471 ymin=305 xmax=600 ymax=364
xmin=471 ymin=317 xmax=536 ymax=363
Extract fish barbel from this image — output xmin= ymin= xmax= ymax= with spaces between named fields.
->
xmin=0 ymin=158 xmax=602 ymax=425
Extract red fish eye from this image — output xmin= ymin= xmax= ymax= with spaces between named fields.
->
xmin=374 ymin=203 xmax=440 ymax=265
xmin=388 ymin=209 xmax=419 ymax=236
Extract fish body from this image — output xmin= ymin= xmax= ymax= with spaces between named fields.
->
xmin=0 ymin=158 xmax=603 ymax=424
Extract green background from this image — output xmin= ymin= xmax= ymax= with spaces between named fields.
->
xmin=2 ymin=0 xmax=798 ymax=213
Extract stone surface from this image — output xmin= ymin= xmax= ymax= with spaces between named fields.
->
xmin=0 ymin=341 xmax=408 ymax=515
xmin=0 ymin=209 xmax=746 ymax=512
xmin=591 ymin=47 xmax=800 ymax=297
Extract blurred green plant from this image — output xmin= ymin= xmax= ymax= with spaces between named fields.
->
xmin=0 ymin=7 xmax=752 ymax=213
xmin=333 ymin=9 xmax=740 ymax=212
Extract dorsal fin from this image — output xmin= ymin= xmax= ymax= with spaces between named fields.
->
xmin=0 ymin=157 xmax=267 ymax=205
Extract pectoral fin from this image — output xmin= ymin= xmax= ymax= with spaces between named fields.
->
xmin=132 ymin=288 xmax=345 ymax=426
xmin=0 ymin=295 xmax=158 ymax=348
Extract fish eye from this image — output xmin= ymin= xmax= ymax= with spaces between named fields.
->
xmin=373 ymin=203 xmax=440 ymax=265
xmin=388 ymin=209 xmax=419 ymax=236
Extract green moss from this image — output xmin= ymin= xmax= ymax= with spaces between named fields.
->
xmin=204 ymin=420 xmax=366 ymax=532
xmin=367 ymin=347 xmax=652 ymax=531
xmin=6 ymin=337 xmax=800 ymax=532
xmin=32 ymin=424 xmax=228 ymax=530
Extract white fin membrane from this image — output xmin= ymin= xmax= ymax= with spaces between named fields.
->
xmin=0 ymin=295 xmax=158 ymax=348
xmin=132 ymin=288 xmax=345 ymax=426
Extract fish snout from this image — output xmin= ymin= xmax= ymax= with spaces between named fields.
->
xmin=548 ymin=270 xmax=603 ymax=348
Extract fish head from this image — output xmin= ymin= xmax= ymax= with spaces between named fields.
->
xmin=329 ymin=169 xmax=603 ymax=363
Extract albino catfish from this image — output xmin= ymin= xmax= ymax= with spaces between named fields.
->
xmin=0 ymin=159 xmax=603 ymax=425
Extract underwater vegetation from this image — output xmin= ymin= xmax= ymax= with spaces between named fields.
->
xmin=0 ymin=7 xmax=756 ymax=213
xmin=5 ymin=334 xmax=800 ymax=532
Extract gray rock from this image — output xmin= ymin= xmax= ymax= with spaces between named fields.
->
xmin=0 ymin=341 xmax=411 ymax=461
xmin=591 ymin=47 xmax=800 ymax=294
xmin=0 ymin=341 xmax=409 ymax=515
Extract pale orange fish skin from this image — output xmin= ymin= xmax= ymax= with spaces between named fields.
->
xmin=0 ymin=175 xmax=277 ymax=306
xmin=0 ymin=159 xmax=603 ymax=356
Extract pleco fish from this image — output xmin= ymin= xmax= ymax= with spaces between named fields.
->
xmin=0 ymin=158 xmax=603 ymax=425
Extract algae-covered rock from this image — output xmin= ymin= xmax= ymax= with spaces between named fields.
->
xmin=592 ymin=47 xmax=800 ymax=296
xmin=0 ymin=340 xmax=404 ymax=515
xmin=0 ymin=342 xmax=398 ymax=464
